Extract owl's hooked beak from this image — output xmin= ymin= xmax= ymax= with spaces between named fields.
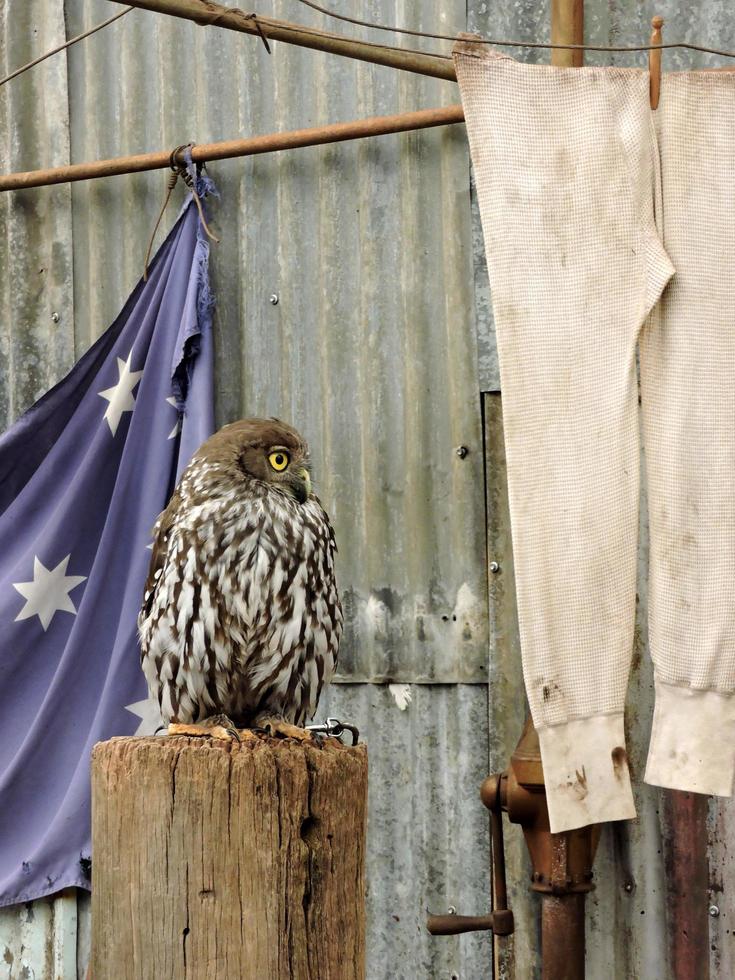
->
xmin=288 ymin=467 xmax=311 ymax=504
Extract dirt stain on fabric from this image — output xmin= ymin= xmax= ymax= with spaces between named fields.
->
xmin=612 ymin=746 xmax=628 ymax=780
xmin=563 ymin=767 xmax=588 ymax=801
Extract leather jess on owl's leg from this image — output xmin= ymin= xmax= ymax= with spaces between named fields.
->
xmin=250 ymin=713 xmax=317 ymax=742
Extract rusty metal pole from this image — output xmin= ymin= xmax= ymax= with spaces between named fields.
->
xmin=502 ymin=718 xmax=598 ymax=980
xmin=551 ymin=0 xmax=585 ymax=68
xmin=542 ymin=893 xmax=586 ymax=977
xmin=0 ymin=104 xmax=465 ymax=192
xmin=112 ymin=0 xmax=456 ymax=81
xmin=536 ymin=5 xmax=589 ymax=977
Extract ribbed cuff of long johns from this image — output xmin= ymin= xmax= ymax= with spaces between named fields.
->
xmin=645 ymin=681 xmax=735 ymax=796
xmin=537 ymin=714 xmax=637 ymax=833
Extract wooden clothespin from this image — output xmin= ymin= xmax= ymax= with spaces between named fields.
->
xmin=649 ymin=16 xmax=664 ymax=110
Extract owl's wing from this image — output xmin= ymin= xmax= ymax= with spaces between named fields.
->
xmin=139 ymin=487 xmax=182 ymax=626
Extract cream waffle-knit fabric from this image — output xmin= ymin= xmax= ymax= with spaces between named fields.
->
xmin=641 ymin=73 xmax=735 ymax=794
xmin=453 ymin=41 xmax=679 ymax=832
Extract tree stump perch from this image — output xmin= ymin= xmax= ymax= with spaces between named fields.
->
xmin=91 ymin=734 xmax=367 ymax=980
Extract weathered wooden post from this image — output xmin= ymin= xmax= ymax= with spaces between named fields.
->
xmin=90 ymin=734 xmax=367 ymax=980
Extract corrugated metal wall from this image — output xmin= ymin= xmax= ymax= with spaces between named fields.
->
xmin=1 ymin=1 xmax=735 ymax=978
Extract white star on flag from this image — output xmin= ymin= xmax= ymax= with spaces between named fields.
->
xmin=125 ymin=698 xmax=164 ymax=736
xmin=13 ymin=555 xmax=87 ymax=631
xmin=166 ymin=396 xmax=182 ymax=440
xmin=98 ymin=351 xmax=144 ymax=436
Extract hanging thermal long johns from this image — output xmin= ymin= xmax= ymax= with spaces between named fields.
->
xmin=455 ymin=39 xmax=735 ymax=833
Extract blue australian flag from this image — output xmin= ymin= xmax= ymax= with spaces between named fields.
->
xmin=0 ymin=166 xmax=216 ymax=906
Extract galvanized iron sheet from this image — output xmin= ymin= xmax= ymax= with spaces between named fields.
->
xmin=472 ymin=2 xmax=735 ymax=974
xmin=320 ymin=683 xmax=492 ymax=980
xmin=0 ymin=0 xmax=75 ymax=431
xmin=2 ymin=1 xmax=489 ymax=976
xmin=62 ymin=0 xmax=487 ymax=686
xmin=3 ymin=0 xmax=735 ymax=978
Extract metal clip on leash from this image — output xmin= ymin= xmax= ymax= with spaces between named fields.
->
xmin=306 ymin=717 xmax=360 ymax=745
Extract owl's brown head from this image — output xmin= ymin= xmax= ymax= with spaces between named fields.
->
xmin=194 ymin=417 xmax=312 ymax=504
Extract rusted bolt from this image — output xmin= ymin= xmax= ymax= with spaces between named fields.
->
xmin=490 ymin=561 xmax=500 ymax=574
xmin=269 ymin=293 xmax=279 ymax=305
xmin=455 ymin=446 xmax=469 ymax=459
xmin=709 ymin=905 xmax=720 ymax=918
xmin=51 ymin=311 xmax=60 ymax=323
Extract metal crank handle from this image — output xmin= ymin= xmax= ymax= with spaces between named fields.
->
xmin=427 ymin=910 xmax=514 ymax=936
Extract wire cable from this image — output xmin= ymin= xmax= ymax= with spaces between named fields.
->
xmin=201 ymin=6 xmax=453 ymax=63
xmin=289 ymin=0 xmax=735 ymax=60
xmin=0 ymin=6 xmax=134 ymax=88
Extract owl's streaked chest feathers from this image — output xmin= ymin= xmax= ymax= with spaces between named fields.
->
xmin=139 ymin=452 xmax=342 ymax=728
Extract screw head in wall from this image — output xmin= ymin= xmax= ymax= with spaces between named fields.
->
xmin=490 ymin=561 xmax=500 ymax=574
xmin=269 ymin=293 xmax=279 ymax=305
xmin=455 ymin=446 xmax=468 ymax=459
xmin=51 ymin=311 xmax=60 ymax=323
xmin=709 ymin=905 xmax=720 ymax=918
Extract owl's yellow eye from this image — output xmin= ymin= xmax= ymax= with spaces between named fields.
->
xmin=268 ymin=450 xmax=290 ymax=472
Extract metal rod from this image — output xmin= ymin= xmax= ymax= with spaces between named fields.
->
xmin=110 ymin=0 xmax=456 ymax=81
xmin=551 ymin=0 xmax=584 ymax=67
xmin=541 ymin=894 xmax=586 ymax=980
xmin=490 ymin=806 xmax=508 ymax=912
xmin=0 ymin=104 xmax=465 ymax=192
xmin=426 ymin=914 xmax=495 ymax=936
xmin=663 ymin=791 xmax=710 ymax=980
xmin=538 ymin=5 xmax=588 ymax=978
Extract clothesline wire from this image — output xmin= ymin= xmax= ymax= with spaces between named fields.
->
xmin=0 ymin=6 xmax=133 ymax=88
xmin=202 ymin=7 xmax=454 ymax=63
xmin=4 ymin=1 xmax=735 ymax=97
xmin=287 ymin=0 xmax=735 ymax=60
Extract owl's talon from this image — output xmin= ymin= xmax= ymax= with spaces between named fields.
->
xmin=167 ymin=715 xmax=241 ymax=742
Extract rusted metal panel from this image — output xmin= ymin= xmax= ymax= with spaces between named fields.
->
xmin=473 ymin=2 xmax=735 ymax=976
xmin=708 ymin=798 xmax=735 ymax=978
xmin=0 ymin=0 xmax=75 ymax=431
xmin=662 ymin=792 xmax=711 ymax=980
xmin=484 ymin=393 xmax=538 ymax=979
xmin=3 ymin=0 xmax=735 ymax=977
xmin=319 ymin=682 xmax=493 ymax=980
xmin=0 ymin=889 xmax=81 ymax=979
xmin=484 ymin=393 xmax=723 ymax=980
xmin=2 ymin=1 xmax=488 ymax=977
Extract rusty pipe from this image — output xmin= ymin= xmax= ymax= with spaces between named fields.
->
xmin=426 ymin=910 xmax=514 ymax=937
xmin=541 ymin=894 xmax=586 ymax=980
xmin=0 ymin=104 xmax=465 ymax=192
xmin=110 ymin=0 xmax=456 ymax=81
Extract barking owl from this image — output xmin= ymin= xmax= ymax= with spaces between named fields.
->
xmin=138 ymin=418 xmax=342 ymax=739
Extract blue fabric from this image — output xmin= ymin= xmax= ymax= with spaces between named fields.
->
xmin=0 ymin=169 xmax=216 ymax=906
